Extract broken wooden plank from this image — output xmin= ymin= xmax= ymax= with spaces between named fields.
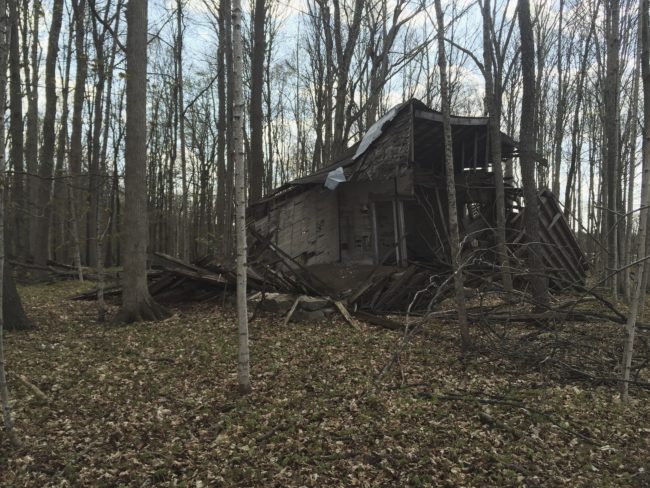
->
xmin=283 ymin=295 xmax=305 ymax=325
xmin=333 ymin=300 xmax=362 ymax=331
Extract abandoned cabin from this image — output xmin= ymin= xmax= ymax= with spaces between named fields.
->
xmin=247 ymin=99 xmax=588 ymax=312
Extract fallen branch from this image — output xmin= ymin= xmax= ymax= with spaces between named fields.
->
xmin=14 ymin=373 xmax=48 ymax=401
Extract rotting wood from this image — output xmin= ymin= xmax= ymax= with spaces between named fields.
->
xmin=333 ymin=300 xmax=361 ymax=331
xmin=283 ymin=295 xmax=304 ymax=325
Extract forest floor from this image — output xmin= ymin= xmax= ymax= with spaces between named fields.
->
xmin=1 ymin=282 xmax=650 ymax=487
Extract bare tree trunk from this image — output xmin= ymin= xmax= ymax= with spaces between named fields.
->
xmin=224 ymin=0 xmax=235 ymax=256
xmin=434 ymin=0 xmax=470 ymax=352
xmin=69 ymin=0 xmax=87 ymax=264
xmin=605 ymin=0 xmax=621 ymax=297
xmin=232 ymin=0 xmax=251 ymax=395
xmin=176 ymin=0 xmax=189 ymax=261
xmin=86 ymin=0 xmax=110 ymax=268
xmin=564 ymin=13 xmax=596 ymax=220
xmin=481 ymin=0 xmax=513 ymax=293
xmin=118 ymin=0 xmax=168 ymax=323
xmin=8 ymin=0 xmax=24 ymax=259
xmin=24 ymin=0 xmax=40 ymax=261
xmin=67 ymin=185 xmax=84 ymax=281
xmin=435 ymin=0 xmax=472 ymax=352
xmin=551 ymin=0 xmax=565 ymax=197
xmin=0 ymin=0 xmax=19 ymax=446
xmin=33 ymin=0 xmax=64 ymax=268
xmin=331 ymin=0 xmax=364 ymax=158
xmin=624 ymin=26 xmax=642 ymax=302
xmin=518 ymin=0 xmax=548 ymax=307
xmin=216 ymin=3 xmax=227 ymax=254
xmin=621 ymin=0 xmax=650 ymax=402
xmin=249 ymin=0 xmax=265 ymax=203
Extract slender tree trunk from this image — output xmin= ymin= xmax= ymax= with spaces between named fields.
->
xmin=118 ymin=0 xmax=168 ymax=323
xmin=481 ymin=0 xmax=513 ymax=293
xmin=551 ymin=0 xmax=564 ymax=197
xmin=518 ymin=0 xmax=548 ymax=307
xmin=100 ymin=0 xmax=121 ymax=267
xmin=249 ymin=0 xmax=265 ymax=203
xmin=86 ymin=1 xmax=108 ymax=268
xmin=53 ymin=26 xmax=73 ymax=264
xmin=434 ymin=0 xmax=470 ymax=351
xmin=224 ymin=0 xmax=235 ymax=256
xmin=24 ymin=0 xmax=40 ymax=261
xmin=8 ymin=0 xmax=24 ymax=259
xmin=0 ymin=0 xmax=19 ymax=446
xmin=564 ymin=15 xmax=596 ymax=220
xmin=605 ymin=0 xmax=621 ymax=296
xmin=331 ymin=0 xmax=364 ymax=158
xmin=216 ymin=3 xmax=227 ymax=254
xmin=232 ymin=0 xmax=251 ymax=394
xmin=621 ymin=0 xmax=650 ymax=402
xmin=69 ymin=0 xmax=87 ymax=264
xmin=176 ymin=0 xmax=189 ymax=261
xmin=33 ymin=0 xmax=64 ymax=268
xmin=624 ymin=27 xmax=642 ymax=302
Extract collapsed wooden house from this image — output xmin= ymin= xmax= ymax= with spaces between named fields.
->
xmin=74 ymin=99 xmax=589 ymax=315
xmin=246 ymin=99 xmax=588 ymax=312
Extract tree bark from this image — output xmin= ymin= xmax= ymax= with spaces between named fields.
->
xmin=24 ymin=0 xmax=40 ymax=261
xmin=33 ymin=0 xmax=64 ymax=268
xmin=551 ymin=0 xmax=565 ymax=197
xmin=0 ymin=0 xmax=20 ymax=446
xmin=8 ymin=0 xmax=24 ymax=260
xmin=118 ymin=0 xmax=168 ymax=323
xmin=481 ymin=0 xmax=513 ymax=293
xmin=215 ymin=2 xmax=227 ymax=254
xmin=4 ymin=263 xmax=32 ymax=331
xmin=434 ymin=0 xmax=470 ymax=352
xmin=249 ymin=0 xmax=265 ymax=203
xmin=69 ymin=0 xmax=88 ymax=264
xmin=518 ymin=0 xmax=548 ymax=307
xmin=621 ymin=0 xmax=650 ymax=402
xmin=176 ymin=0 xmax=189 ymax=260
xmin=232 ymin=0 xmax=251 ymax=394
xmin=331 ymin=0 xmax=364 ymax=158
xmin=605 ymin=0 xmax=621 ymax=296
xmin=223 ymin=0 xmax=235 ymax=256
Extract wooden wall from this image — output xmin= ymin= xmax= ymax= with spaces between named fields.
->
xmin=251 ymin=186 xmax=339 ymax=266
xmin=339 ymin=180 xmax=397 ymax=264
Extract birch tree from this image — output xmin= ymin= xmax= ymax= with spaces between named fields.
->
xmin=232 ymin=0 xmax=251 ymax=394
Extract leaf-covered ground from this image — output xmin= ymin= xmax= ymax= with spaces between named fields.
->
xmin=1 ymin=282 xmax=649 ymax=487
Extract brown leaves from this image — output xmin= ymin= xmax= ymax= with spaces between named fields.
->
xmin=0 ymin=281 xmax=649 ymax=486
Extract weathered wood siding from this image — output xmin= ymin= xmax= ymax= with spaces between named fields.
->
xmin=251 ymin=186 xmax=339 ymax=265
xmin=339 ymin=180 xmax=396 ymax=264
xmin=356 ymin=108 xmax=412 ymax=181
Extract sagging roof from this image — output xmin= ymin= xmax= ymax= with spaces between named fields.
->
xmin=250 ymin=98 xmax=517 ymax=210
